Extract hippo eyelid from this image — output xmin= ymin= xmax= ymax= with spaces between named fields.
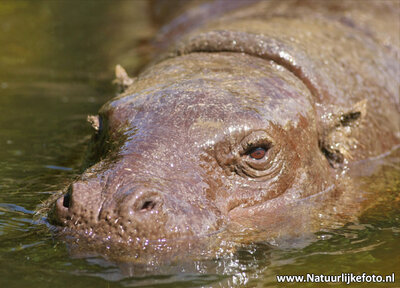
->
xmin=242 ymin=142 xmax=272 ymax=158
xmin=239 ymin=130 xmax=273 ymax=156
xmin=233 ymin=130 xmax=281 ymax=178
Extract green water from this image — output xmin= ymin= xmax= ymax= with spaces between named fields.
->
xmin=0 ymin=1 xmax=399 ymax=287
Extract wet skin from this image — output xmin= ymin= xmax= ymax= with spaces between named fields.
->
xmin=49 ymin=0 xmax=399 ymax=261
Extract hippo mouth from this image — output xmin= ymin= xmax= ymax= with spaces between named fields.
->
xmin=48 ymin=182 xmax=229 ymax=259
xmin=51 ymin=191 xmax=228 ymax=242
xmin=47 ymin=190 xmax=232 ymax=263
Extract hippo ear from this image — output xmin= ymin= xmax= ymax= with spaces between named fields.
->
xmin=87 ymin=115 xmax=100 ymax=132
xmin=318 ymin=100 xmax=367 ymax=168
xmin=113 ymin=64 xmax=134 ymax=93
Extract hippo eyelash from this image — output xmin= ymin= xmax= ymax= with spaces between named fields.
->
xmin=240 ymin=138 xmax=272 ymax=158
xmin=242 ymin=142 xmax=271 ymax=156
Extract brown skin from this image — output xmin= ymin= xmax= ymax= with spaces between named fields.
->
xmin=49 ymin=0 xmax=399 ymax=262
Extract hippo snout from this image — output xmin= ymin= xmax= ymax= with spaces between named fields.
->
xmin=55 ymin=182 xmax=163 ymax=221
xmin=51 ymin=174 xmax=224 ymax=245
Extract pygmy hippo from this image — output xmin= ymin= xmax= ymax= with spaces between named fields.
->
xmin=49 ymin=0 xmax=399 ymax=262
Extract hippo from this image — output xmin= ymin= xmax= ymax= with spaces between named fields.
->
xmin=48 ymin=0 xmax=399 ymax=263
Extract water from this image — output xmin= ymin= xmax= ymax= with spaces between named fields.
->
xmin=0 ymin=1 xmax=399 ymax=287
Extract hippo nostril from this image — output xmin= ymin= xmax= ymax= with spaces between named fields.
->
xmin=62 ymin=185 xmax=72 ymax=208
xmin=133 ymin=192 xmax=162 ymax=213
xmin=140 ymin=200 xmax=156 ymax=212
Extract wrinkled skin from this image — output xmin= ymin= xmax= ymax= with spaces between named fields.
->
xmin=49 ymin=0 xmax=399 ymax=262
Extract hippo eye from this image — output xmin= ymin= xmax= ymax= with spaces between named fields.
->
xmin=248 ymin=147 xmax=267 ymax=160
xmin=240 ymin=131 xmax=272 ymax=161
xmin=236 ymin=131 xmax=279 ymax=178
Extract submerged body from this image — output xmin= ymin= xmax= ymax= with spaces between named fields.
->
xmin=49 ymin=0 xmax=399 ymax=262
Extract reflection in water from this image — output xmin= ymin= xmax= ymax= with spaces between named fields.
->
xmin=0 ymin=1 xmax=399 ymax=287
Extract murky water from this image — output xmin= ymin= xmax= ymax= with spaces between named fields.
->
xmin=0 ymin=1 xmax=399 ymax=287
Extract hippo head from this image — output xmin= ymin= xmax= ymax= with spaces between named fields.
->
xmin=50 ymin=52 xmax=353 ymax=261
